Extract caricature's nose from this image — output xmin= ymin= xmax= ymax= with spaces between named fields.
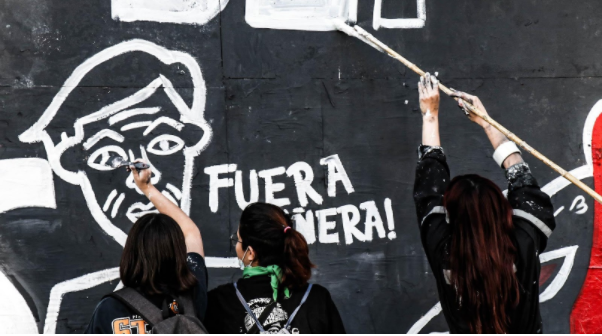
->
xmin=126 ymin=146 xmax=162 ymax=194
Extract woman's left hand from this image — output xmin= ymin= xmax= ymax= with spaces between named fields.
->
xmin=418 ymin=73 xmax=440 ymax=119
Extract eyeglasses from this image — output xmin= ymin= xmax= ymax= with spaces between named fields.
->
xmin=230 ymin=234 xmax=242 ymax=249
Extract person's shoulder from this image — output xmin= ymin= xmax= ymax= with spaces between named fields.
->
xmin=95 ymin=296 xmax=132 ymax=315
xmin=303 ymin=283 xmax=334 ymax=301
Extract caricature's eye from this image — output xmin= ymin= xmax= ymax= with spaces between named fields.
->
xmin=87 ymin=145 xmax=128 ymax=171
xmin=147 ymin=135 xmax=185 ymax=155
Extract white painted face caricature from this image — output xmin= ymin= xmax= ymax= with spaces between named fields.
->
xmin=19 ymin=39 xmax=212 ymax=247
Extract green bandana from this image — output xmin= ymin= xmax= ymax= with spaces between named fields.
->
xmin=242 ymin=265 xmax=291 ymax=301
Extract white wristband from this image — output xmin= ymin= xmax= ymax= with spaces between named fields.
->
xmin=493 ymin=141 xmax=521 ymax=168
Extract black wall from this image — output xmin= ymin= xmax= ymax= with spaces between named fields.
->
xmin=0 ymin=0 xmax=599 ymax=333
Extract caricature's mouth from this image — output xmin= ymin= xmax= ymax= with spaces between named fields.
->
xmin=126 ymin=202 xmax=159 ymax=223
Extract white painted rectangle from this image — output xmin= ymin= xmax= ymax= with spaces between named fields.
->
xmin=112 ymin=0 xmax=229 ymax=26
xmin=0 ymin=158 xmax=56 ymax=214
xmin=246 ymin=0 xmax=357 ymax=31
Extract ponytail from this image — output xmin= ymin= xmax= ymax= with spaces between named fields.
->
xmin=239 ymin=203 xmax=314 ymax=289
xmin=282 ymin=219 xmax=313 ymax=288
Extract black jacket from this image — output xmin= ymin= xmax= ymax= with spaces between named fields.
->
xmin=413 ymin=145 xmax=555 ymax=334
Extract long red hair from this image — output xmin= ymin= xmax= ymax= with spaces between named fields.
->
xmin=444 ymin=175 xmax=519 ymax=333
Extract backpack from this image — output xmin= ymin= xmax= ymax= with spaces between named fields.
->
xmin=234 ymin=282 xmax=313 ymax=334
xmin=108 ymin=287 xmax=208 ymax=334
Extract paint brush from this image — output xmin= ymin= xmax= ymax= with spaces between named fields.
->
xmin=332 ymin=20 xmax=386 ymax=54
xmin=337 ymin=24 xmax=602 ymax=204
xmin=108 ymin=156 xmax=150 ymax=170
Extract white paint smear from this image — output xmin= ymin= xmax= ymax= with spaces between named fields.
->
xmin=0 ymin=158 xmax=56 ymax=214
xmin=0 ymin=271 xmax=38 ymax=333
xmin=112 ymin=0 xmax=230 ymax=26
xmin=246 ymin=0 xmax=357 ymax=31
xmin=373 ymin=0 xmax=426 ymax=30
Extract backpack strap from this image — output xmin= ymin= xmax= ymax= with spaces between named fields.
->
xmin=175 ymin=294 xmax=197 ymax=318
xmin=234 ymin=282 xmax=266 ymax=333
xmin=284 ymin=284 xmax=313 ymax=329
xmin=108 ymin=288 xmax=164 ymax=327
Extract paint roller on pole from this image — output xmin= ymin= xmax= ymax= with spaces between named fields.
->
xmin=333 ymin=20 xmax=602 ymax=205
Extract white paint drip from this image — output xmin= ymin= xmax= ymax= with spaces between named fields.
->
xmin=205 ymin=164 xmax=237 ymax=213
xmin=235 ymin=170 xmax=259 ymax=210
xmin=360 ymin=200 xmax=386 ymax=241
xmin=0 ymin=158 xmax=56 ymax=213
xmin=0 ymin=271 xmax=38 ymax=333
xmin=246 ymin=0 xmax=357 ymax=31
xmin=112 ymin=0 xmax=230 ymax=26
xmin=258 ymin=167 xmax=291 ymax=207
xmin=320 ymin=154 xmax=355 ymax=197
xmin=373 ymin=0 xmax=426 ymax=30
xmin=337 ymin=204 xmax=365 ymax=244
xmin=286 ymin=161 xmax=324 ymax=207
xmin=316 ymin=208 xmax=339 ymax=244
xmin=108 ymin=107 xmax=161 ymax=126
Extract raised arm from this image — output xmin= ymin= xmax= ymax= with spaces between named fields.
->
xmin=419 ymin=73 xmax=441 ymax=147
xmin=450 ymin=91 xmax=523 ymax=169
xmin=129 ymin=161 xmax=204 ymax=257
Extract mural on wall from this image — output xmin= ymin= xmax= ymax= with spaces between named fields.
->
xmin=1 ymin=0 xmax=602 ymax=333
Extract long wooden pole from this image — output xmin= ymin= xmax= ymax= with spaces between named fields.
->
xmin=352 ymin=26 xmax=602 ymax=204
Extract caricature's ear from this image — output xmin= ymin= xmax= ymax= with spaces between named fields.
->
xmin=58 ymin=137 xmax=88 ymax=174
xmin=538 ymin=246 xmax=579 ymax=303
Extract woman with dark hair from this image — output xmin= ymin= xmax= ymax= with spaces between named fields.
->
xmin=205 ymin=202 xmax=346 ymax=334
xmin=414 ymin=74 xmax=555 ymax=333
xmin=85 ymin=162 xmax=207 ymax=333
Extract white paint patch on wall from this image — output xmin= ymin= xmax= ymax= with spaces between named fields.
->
xmin=112 ymin=0 xmax=230 ymax=26
xmin=0 ymin=272 xmax=38 ymax=333
xmin=246 ymin=0 xmax=357 ymax=31
xmin=0 ymin=158 xmax=56 ymax=214
xmin=373 ymin=0 xmax=426 ymax=30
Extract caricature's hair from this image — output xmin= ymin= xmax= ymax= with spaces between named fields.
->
xmin=444 ymin=174 xmax=519 ymax=334
xmin=120 ymin=213 xmax=197 ymax=295
xmin=239 ymin=203 xmax=314 ymax=289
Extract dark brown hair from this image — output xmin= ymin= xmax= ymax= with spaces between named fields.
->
xmin=444 ymin=175 xmax=519 ymax=334
xmin=120 ymin=213 xmax=197 ymax=295
xmin=239 ymin=202 xmax=314 ymax=289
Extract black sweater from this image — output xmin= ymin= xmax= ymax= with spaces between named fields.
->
xmin=413 ymin=145 xmax=555 ymax=334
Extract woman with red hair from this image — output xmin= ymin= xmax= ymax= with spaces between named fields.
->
xmin=414 ymin=73 xmax=555 ymax=333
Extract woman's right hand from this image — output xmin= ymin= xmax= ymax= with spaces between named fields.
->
xmin=129 ymin=160 xmax=153 ymax=192
xmin=450 ymin=91 xmax=490 ymax=129
xmin=418 ymin=73 xmax=440 ymax=119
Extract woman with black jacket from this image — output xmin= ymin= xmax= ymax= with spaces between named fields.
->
xmin=205 ymin=202 xmax=346 ymax=334
xmin=414 ymin=73 xmax=555 ymax=333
